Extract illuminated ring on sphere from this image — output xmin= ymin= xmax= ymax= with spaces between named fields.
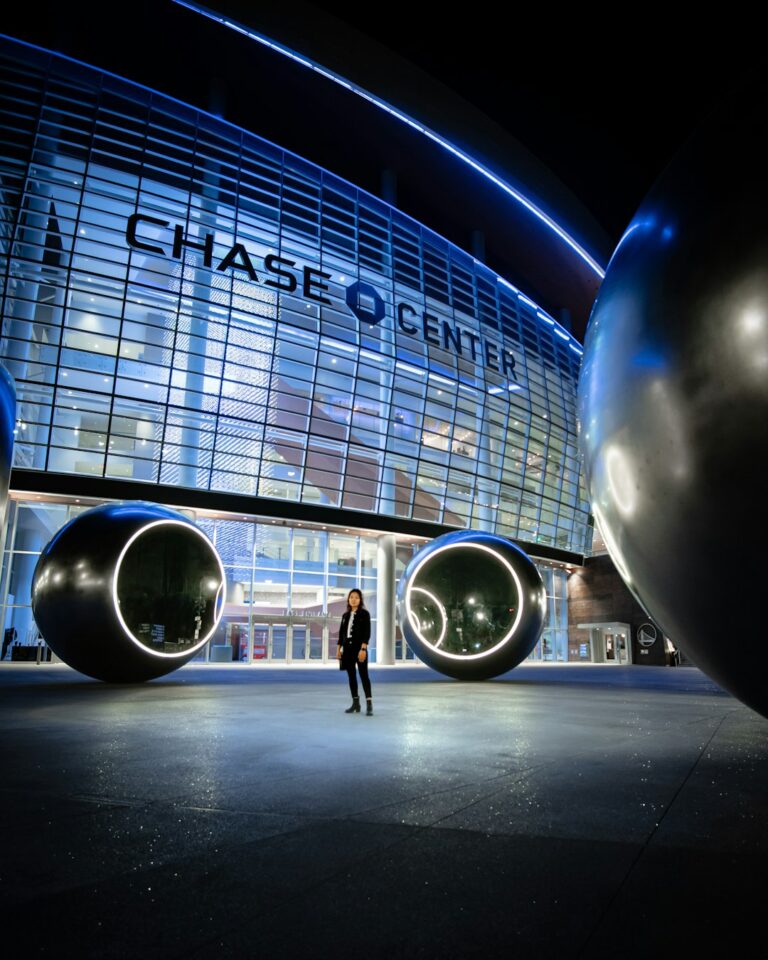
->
xmin=408 ymin=586 xmax=448 ymax=649
xmin=31 ymin=501 xmax=228 ymax=683
xmin=396 ymin=530 xmax=546 ymax=681
xmin=112 ymin=519 xmax=226 ymax=658
xmin=405 ymin=542 xmax=524 ymax=661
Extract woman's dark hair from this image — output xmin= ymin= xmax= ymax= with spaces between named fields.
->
xmin=346 ymin=588 xmax=365 ymax=612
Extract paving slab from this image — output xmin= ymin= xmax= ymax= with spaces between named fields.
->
xmin=1 ymin=663 xmax=765 ymax=956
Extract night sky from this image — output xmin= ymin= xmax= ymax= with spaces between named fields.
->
xmin=309 ymin=4 xmax=759 ymax=245
xmin=3 ymin=3 xmax=759 ymax=265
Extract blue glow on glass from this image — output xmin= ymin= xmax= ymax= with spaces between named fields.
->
xmin=172 ymin=0 xmax=605 ymax=281
xmin=498 ymin=278 xmax=520 ymax=295
xmin=245 ymin=318 xmax=274 ymax=333
xmin=321 ymin=338 xmax=356 ymax=354
xmin=360 ymin=350 xmax=388 ymax=364
xmin=291 ymin=328 xmax=318 ymax=344
xmin=33 ymin=32 xmax=569 ymax=350
xmin=0 ymin=38 xmax=596 ymax=557
xmin=396 ymin=362 xmax=428 ymax=376
xmin=0 ymin=30 xmax=586 ymax=393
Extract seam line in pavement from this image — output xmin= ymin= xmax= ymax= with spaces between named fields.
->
xmin=344 ymin=762 xmax=550 ymax=821
xmin=575 ymin=709 xmax=737 ymax=958
xmin=173 ymin=763 xmax=551 ymax=959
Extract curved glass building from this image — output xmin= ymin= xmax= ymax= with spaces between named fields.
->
xmin=0 ymin=27 xmax=600 ymax=667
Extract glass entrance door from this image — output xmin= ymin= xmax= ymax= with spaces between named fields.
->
xmin=308 ymin=621 xmax=325 ymax=660
xmin=291 ymin=623 xmax=307 ymax=661
xmin=590 ymin=626 xmax=631 ymax=664
xmin=229 ymin=621 xmax=250 ymax=662
xmin=247 ymin=618 xmax=329 ymax=662
xmin=251 ymin=623 xmax=269 ymax=661
xmin=270 ymin=623 xmax=287 ymax=660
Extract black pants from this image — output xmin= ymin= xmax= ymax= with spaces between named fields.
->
xmin=345 ymin=659 xmax=372 ymax=699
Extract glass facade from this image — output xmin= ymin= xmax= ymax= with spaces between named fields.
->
xmin=0 ymin=495 xmax=572 ymax=664
xmin=534 ymin=564 xmax=570 ymax=662
xmin=0 ymin=39 xmax=591 ymax=554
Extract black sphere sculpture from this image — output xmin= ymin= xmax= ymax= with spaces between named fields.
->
xmin=32 ymin=502 xmax=225 ymax=682
xmin=578 ymin=76 xmax=768 ymax=716
xmin=396 ymin=530 xmax=546 ymax=680
xmin=0 ymin=364 xmax=15 ymax=531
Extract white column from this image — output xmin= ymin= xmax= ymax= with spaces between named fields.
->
xmin=376 ymin=534 xmax=396 ymax=664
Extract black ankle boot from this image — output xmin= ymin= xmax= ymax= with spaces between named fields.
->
xmin=366 ymin=699 xmax=373 ymax=716
xmin=345 ymin=697 xmax=360 ymax=713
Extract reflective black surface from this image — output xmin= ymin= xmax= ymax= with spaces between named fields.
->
xmin=397 ymin=530 xmax=545 ymax=680
xmin=408 ymin=546 xmax=520 ymax=656
xmin=578 ymin=76 xmax=768 ymax=717
xmin=0 ymin=364 xmax=15 ymax=531
xmin=118 ymin=524 xmax=223 ymax=654
xmin=32 ymin=502 xmax=224 ymax=682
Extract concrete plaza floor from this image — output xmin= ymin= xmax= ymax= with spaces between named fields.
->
xmin=1 ymin=662 xmax=767 ymax=958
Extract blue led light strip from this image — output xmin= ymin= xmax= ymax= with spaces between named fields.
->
xmin=172 ymin=0 xmax=605 ymax=280
xmin=0 ymin=32 xmax=583 ymax=353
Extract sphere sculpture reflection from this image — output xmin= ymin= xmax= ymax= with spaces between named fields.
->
xmin=397 ymin=530 xmax=546 ymax=680
xmin=32 ymin=502 xmax=225 ymax=682
xmin=578 ymin=75 xmax=768 ymax=716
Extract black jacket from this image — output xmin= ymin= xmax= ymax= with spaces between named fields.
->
xmin=338 ymin=607 xmax=371 ymax=667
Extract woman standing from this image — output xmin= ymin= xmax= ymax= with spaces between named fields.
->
xmin=337 ymin=588 xmax=373 ymax=715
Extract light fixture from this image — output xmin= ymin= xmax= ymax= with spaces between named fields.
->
xmin=176 ymin=0 xmax=605 ymax=285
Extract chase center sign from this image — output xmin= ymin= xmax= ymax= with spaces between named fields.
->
xmin=126 ymin=214 xmax=519 ymax=378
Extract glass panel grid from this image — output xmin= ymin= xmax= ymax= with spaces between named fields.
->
xmin=0 ymin=39 xmax=589 ymax=554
